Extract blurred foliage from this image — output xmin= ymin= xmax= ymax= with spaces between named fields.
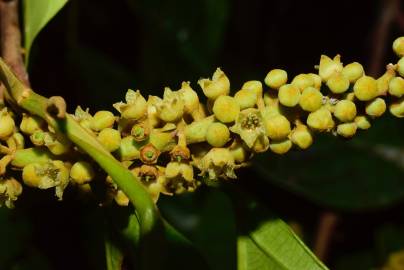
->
xmin=1 ymin=0 xmax=403 ymax=269
xmin=254 ymin=116 xmax=404 ymax=211
xmin=23 ymin=0 xmax=68 ymax=66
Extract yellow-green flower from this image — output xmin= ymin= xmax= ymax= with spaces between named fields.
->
xmin=230 ymin=108 xmax=268 ymax=151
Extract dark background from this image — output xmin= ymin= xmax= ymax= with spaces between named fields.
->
xmin=1 ymin=0 xmax=404 ymax=269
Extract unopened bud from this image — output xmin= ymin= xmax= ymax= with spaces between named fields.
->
xmin=264 ymin=69 xmax=288 ymax=89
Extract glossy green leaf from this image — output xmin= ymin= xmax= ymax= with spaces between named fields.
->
xmin=105 ymin=239 xmax=123 ymax=270
xmin=253 ymin=128 xmax=404 ymax=211
xmin=159 ymin=190 xmax=236 ymax=270
xmin=233 ymin=190 xmax=328 ymax=270
xmin=238 ymin=218 xmax=328 ymax=270
xmin=237 ymin=236 xmax=273 ymax=270
xmin=23 ymin=0 xmax=69 ymax=66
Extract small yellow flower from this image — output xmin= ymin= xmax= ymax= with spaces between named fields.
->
xmin=198 ymin=68 xmax=230 ymax=99
xmin=264 ymin=69 xmax=288 ymax=89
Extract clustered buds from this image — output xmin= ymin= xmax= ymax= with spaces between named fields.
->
xmin=0 ymin=37 xmax=403 ymax=208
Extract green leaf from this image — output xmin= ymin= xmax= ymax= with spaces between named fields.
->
xmin=159 ymin=190 xmax=236 ymax=270
xmin=23 ymin=0 xmax=69 ymax=66
xmin=253 ymin=130 xmax=404 ymax=211
xmin=233 ymin=190 xmax=328 ymax=270
xmin=105 ymin=239 xmax=123 ymax=270
xmin=237 ymin=218 xmax=329 ymax=270
xmin=237 ymin=236 xmax=273 ymax=270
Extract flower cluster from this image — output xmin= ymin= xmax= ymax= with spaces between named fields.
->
xmin=0 ymin=37 xmax=403 ymax=207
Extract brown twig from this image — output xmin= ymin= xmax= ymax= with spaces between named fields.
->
xmin=313 ymin=211 xmax=339 ymax=262
xmin=0 ymin=0 xmax=30 ymax=87
xmin=369 ymin=0 xmax=400 ymax=77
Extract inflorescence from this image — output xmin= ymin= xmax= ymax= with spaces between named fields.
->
xmin=0 ymin=37 xmax=403 ymax=207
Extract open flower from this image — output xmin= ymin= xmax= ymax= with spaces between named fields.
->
xmin=230 ymin=108 xmax=269 ymax=152
xmin=0 ymin=177 xmax=22 ymax=208
xmin=194 ymin=148 xmax=238 ymax=181
xmin=113 ymin=89 xmax=147 ymax=120
xmin=22 ymin=161 xmax=70 ymax=200
xmin=162 ymin=161 xmax=198 ymax=195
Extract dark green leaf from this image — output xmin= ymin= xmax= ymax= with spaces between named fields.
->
xmin=237 ymin=236 xmax=273 ymax=270
xmin=233 ymin=190 xmax=328 ymax=270
xmin=105 ymin=239 xmax=124 ymax=270
xmin=23 ymin=0 xmax=68 ymax=66
xmin=253 ymin=129 xmax=404 ymax=211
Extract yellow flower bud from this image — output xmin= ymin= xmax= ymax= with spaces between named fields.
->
xmin=353 ymin=76 xmax=378 ymax=101
xmin=318 ymin=54 xmax=343 ymax=81
xmin=147 ymin=96 xmax=162 ymax=127
xmin=70 ymin=161 xmax=95 ymax=185
xmin=263 ymin=93 xmax=281 ymax=116
xmin=264 ymin=69 xmax=288 ymax=89
xmin=229 ymin=140 xmax=249 ymax=163
xmin=278 ymin=84 xmax=300 ymax=107
xmin=291 ymin=74 xmax=314 ymax=91
xmin=97 ymin=128 xmax=121 ymax=152
xmin=90 ymin=110 xmax=115 ymax=131
xmin=326 ymin=72 xmax=350 ymax=94
xmin=242 ymin=80 xmax=263 ymax=96
xmin=299 ymin=87 xmax=323 ymax=112
xmin=114 ymin=190 xmax=129 ymax=206
xmin=251 ymin=134 xmax=270 ymax=153
xmin=354 ymin=115 xmax=371 ymax=130
xmin=0 ymin=110 xmax=14 ymax=140
xmin=22 ymin=163 xmax=40 ymax=187
xmin=213 ymin=96 xmax=240 ymax=123
xmin=198 ymin=68 xmax=230 ymax=99
xmin=157 ymin=88 xmax=184 ymax=123
xmin=393 ymin=36 xmax=404 ymax=57
xmin=264 ymin=114 xmax=291 ymax=140
xmin=20 ymin=114 xmax=44 ymax=135
xmin=307 ymin=73 xmax=322 ymax=89
xmin=337 ymin=122 xmax=357 ymax=138
xmin=397 ymin=57 xmax=404 ymax=77
xmin=365 ymin=98 xmax=386 ymax=118
xmin=114 ymin=90 xmax=147 ymax=120
xmin=206 ymin=122 xmax=230 ymax=147
xmin=333 ymin=100 xmax=357 ymax=122
xmin=307 ymin=107 xmax=335 ymax=131
xmin=388 ymin=77 xmax=404 ymax=97
xmin=117 ymin=136 xmax=144 ymax=161
xmin=44 ymin=133 xmax=71 ymax=155
xmin=376 ymin=67 xmax=396 ymax=95
xmin=12 ymin=133 xmax=25 ymax=149
xmin=179 ymin=82 xmax=199 ymax=114
xmin=290 ymin=124 xmax=313 ymax=149
xmin=234 ymin=89 xmax=258 ymax=109
xmin=269 ymin=139 xmax=292 ymax=154
xmin=389 ymin=97 xmax=404 ymax=118
xmin=185 ymin=116 xmax=215 ymax=144
xmin=341 ymin=62 xmax=364 ymax=83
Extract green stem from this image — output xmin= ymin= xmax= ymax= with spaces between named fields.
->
xmin=0 ymin=57 xmax=159 ymax=236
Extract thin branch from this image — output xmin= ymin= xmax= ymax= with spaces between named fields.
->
xmin=313 ymin=211 xmax=338 ymax=262
xmin=368 ymin=0 xmax=399 ymax=77
xmin=0 ymin=0 xmax=29 ymax=86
